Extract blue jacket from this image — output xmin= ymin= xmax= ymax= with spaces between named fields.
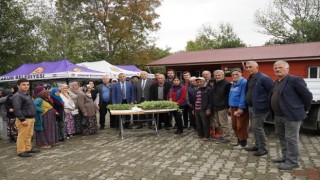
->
xmin=248 ymin=72 xmax=273 ymax=113
xmin=272 ymin=75 xmax=313 ymax=121
xmin=228 ymin=77 xmax=247 ymax=109
xmin=111 ymin=81 xmax=135 ymax=104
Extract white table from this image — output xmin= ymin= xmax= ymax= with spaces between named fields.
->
xmin=110 ymin=109 xmax=176 ymax=139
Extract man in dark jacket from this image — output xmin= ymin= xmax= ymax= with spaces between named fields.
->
xmin=271 ymin=60 xmax=312 ymax=170
xmin=150 ymin=74 xmax=171 ymax=129
xmin=194 ymin=77 xmax=212 ymax=140
xmin=12 ymin=78 xmax=39 ymax=157
xmin=188 ymin=76 xmax=198 ymax=130
xmin=244 ymin=61 xmax=273 ymax=156
xmin=212 ymin=70 xmax=231 ymax=143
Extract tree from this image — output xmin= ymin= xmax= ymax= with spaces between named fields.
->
xmin=0 ymin=0 xmax=36 ymax=74
xmin=255 ymin=0 xmax=320 ymax=44
xmin=185 ymin=23 xmax=246 ymax=51
xmin=59 ymin=0 xmax=161 ymax=65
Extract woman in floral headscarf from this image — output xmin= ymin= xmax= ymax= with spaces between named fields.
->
xmin=50 ymin=88 xmax=67 ymax=142
xmin=34 ymin=90 xmax=58 ymax=149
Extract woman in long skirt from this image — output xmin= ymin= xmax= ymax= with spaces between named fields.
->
xmin=34 ymin=90 xmax=58 ymax=148
xmin=78 ymin=86 xmax=98 ymax=135
xmin=59 ymin=84 xmax=76 ymax=139
xmin=50 ymin=88 xmax=67 ymax=141
xmin=69 ymin=82 xmax=83 ymax=134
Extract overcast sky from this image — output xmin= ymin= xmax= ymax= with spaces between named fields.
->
xmin=154 ymin=0 xmax=273 ymax=52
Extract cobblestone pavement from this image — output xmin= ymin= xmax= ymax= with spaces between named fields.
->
xmin=0 ymin=124 xmax=320 ymax=180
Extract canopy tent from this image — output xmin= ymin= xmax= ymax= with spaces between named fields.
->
xmin=115 ymin=65 xmax=141 ymax=72
xmin=77 ymin=60 xmax=154 ymax=79
xmin=0 ymin=59 xmax=106 ymax=83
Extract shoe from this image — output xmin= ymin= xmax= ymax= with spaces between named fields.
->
xmin=244 ymin=146 xmax=259 ymax=151
xmin=253 ymin=150 xmax=268 ymax=156
xmin=271 ymin=157 xmax=286 ymax=163
xmin=99 ymin=126 xmax=105 ymax=130
xmin=136 ymin=124 xmax=143 ymax=129
xmin=278 ymin=163 xmax=299 ymax=170
xmin=26 ymin=148 xmax=40 ymax=153
xmin=59 ymin=138 xmax=65 ymax=142
xmin=148 ymin=125 xmax=153 ymax=129
xmin=233 ymin=145 xmax=246 ymax=149
xmin=183 ymin=125 xmax=188 ymax=129
xmin=40 ymin=145 xmax=51 ymax=149
xmin=174 ymin=130 xmax=183 ymax=134
xmin=18 ymin=152 xmax=32 ymax=157
xmin=215 ymin=138 xmax=230 ymax=144
xmin=165 ymin=127 xmax=171 ymax=130
xmin=230 ymin=141 xmax=240 ymax=146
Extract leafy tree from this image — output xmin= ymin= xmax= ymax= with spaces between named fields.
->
xmin=255 ymin=0 xmax=320 ymax=44
xmin=186 ymin=23 xmax=246 ymax=51
xmin=58 ymin=0 xmax=161 ymax=65
xmin=0 ymin=0 xmax=36 ymax=74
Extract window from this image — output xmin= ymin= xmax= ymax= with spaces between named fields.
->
xmin=309 ymin=67 xmax=320 ymax=78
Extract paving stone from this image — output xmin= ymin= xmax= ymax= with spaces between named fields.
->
xmin=0 ymin=123 xmax=320 ymax=179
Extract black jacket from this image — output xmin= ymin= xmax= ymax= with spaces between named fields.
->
xmin=212 ymin=79 xmax=231 ymax=111
xmin=12 ymin=91 xmax=36 ymax=122
xmin=194 ymin=86 xmax=212 ymax=111
xmin=150 ymin=82 xmax=171 ymax=101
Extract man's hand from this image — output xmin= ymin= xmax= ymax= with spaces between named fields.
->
xmin=21 ymin=121 xmax=29 ymax=126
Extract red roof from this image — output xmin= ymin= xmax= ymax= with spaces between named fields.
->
xmin=148 ymin=42 xmax=320 ymax=66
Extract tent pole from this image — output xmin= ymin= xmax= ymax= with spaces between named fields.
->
xmin=147 ymin=66 xmax=152 ymax=74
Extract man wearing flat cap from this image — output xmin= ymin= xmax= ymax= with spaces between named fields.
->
xmin=228 ymin=68 xmax=249 ymax=148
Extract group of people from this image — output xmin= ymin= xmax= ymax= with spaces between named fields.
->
xmin=194 ymin=60 xmax=312 ymax=171
xmin=0 ymin=60 xmax=313 ymax=171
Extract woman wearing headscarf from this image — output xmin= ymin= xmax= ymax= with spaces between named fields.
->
xmin=34 ymin=90 xmax=58 ymax=149
xmin=69 ymin=82 xmax=83 ymax=134
xmin=5 ymin=85 xmax=19 ymax=142
xmin=50 ymin=88 xmax=67 ymax=142
xmin=59 ymin=84 xmax=75 ymax=139
xmin=77 ymin=85 xmax=98 ymax=135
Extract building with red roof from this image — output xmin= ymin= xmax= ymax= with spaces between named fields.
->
xmin=148 ymin=42 xmax=320 ymax=81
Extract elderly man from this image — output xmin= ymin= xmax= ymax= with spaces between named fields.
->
xmin=135 ymin=71 xmax=153 ymax=128
xmin=150 ymin=74 xmax=171 ymax=129
xmin=212 ymin=70 xmax=231 ymax=144
xmin=96 ymin=75 xmax=112 ymax=129
xmin=194 ymin=77 xmax=212 ymax=140
xmin=229 ymin=68 xmax=249 ymax=148
xmin=202 ymin=70 xmax=212 ymax=86
xmin=271 ymin=60 xmax=312 ymax=170
xmin=244 ymin=61 xmax=273 ymax=156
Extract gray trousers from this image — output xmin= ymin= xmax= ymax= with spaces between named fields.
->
xmin=274 ymin=116 xmax=301 ymax=165
xmin=249 ymin=107 xmax=268 ymax=152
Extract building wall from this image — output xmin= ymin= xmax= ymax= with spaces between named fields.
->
xmin=166 ymin=59 xmax=320 ymax=82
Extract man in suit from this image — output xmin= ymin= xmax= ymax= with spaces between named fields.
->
xmin=96 ymin=75 xmax=112 ymax=129
xmin=150 ymin=74 xmax=171 ymax=129
xmin=112 ymin=73 xmax=135 ymax=128
xmin=135 ymin=71 xmax=153 ymax=128
xmin=244 ymin=61 xmax=273 ymax=156
xmin=270 ymin=60 xmax=312 ymax=170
